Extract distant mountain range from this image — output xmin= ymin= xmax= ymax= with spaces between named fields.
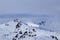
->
xmin=0 ymin=13 xmax=49 ymax=18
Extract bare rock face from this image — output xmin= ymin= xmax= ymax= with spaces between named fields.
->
xmin=50 ymin=35 xmax=58 ymax=40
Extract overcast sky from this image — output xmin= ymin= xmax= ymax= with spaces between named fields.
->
xmin=0 ymin=0 xmax=60 ymax=15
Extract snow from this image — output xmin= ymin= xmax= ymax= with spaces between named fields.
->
xmin=26 ymin=22 xmax=39 ymax=27
xmin=0 ymin=19 xmax=60 ymax=40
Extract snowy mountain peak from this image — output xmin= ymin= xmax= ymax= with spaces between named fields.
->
xmin=0 ymin=19 xmax=60 ymax=40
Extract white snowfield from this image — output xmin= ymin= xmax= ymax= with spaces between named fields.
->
xmin=0 ymin=20 xmax=60 ymax=40
xmin=26 ymin=22 xmax=39 ymax=27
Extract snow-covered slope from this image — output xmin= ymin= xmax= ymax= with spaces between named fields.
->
xmin=0 ymin=19 xmax=60 ymax=40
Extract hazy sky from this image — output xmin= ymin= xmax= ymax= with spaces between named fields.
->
xmin=0 ymin=0 xmax=60 ymax=15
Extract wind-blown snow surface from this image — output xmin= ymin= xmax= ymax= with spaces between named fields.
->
xmin=0 ymin=20 xmax=60 ymax=40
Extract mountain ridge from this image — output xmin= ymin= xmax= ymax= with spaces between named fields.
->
xmin=0 ymin=19 xmax=60 ymax=40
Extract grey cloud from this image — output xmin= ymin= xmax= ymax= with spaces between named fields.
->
xmin=0 ymin=0 xmax=60 ymax=15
